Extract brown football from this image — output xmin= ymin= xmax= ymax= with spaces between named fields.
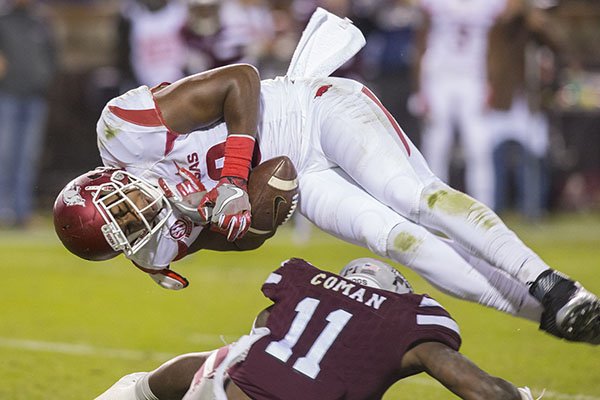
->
xmin=247 ymin=156 xmax=299 ymax=235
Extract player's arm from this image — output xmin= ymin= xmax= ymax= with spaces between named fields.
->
xmin=149 ymin=352 xmax=211 ymax=400
xmin=130 ymin=230 xmax=272 ymax=290
xmin=402 ymin=341 xmax=525 ymax=400
xmin=252 ymin=307 xmax=272 ymax=329
xmin=153 ymin=64 xmax=260 ymax=136
xmin=155 ymin=64 xmax=260 ymax=242
xmin=186 ymin=228 xmax=274 ymax=254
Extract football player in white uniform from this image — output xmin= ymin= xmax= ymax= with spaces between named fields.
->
xmin=53 ymin=9 xmax=599 ymax=344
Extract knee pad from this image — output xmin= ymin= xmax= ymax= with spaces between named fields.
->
xmin=352 ymin=208 xmax=398 ymax=257
xmin=385 ymin=222 xmax=425 ymax=267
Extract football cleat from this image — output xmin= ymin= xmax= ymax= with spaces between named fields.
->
xmin=554 ymin=286 xmax=600 ymax=344
xmin=531 ymin=270 xmax=600 ymax=345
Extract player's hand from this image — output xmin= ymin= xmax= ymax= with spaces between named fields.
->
xmin=518 ymin=386 xmax=544 ymax=400
xmin=148 ymin=268 xmax=189 ymax=290
xmin=158 ymin=167 xmax=207 ymax=225
xmin=198 ymin=176 xmax=251 ymax=242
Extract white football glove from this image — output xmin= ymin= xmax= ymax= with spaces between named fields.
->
xmin=198 ymin=176 xmax=251 ymax=242
xmin=148 ymin=268 xmax=189 ymax=290
xmin=518 ymin=387 xmax=545 ymax=400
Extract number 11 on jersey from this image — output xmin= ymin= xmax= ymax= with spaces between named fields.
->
xmin=265 ymin=297 xmax=353 ymax=379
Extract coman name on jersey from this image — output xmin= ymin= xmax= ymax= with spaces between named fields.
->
xmin=309 ymin=272 xmax=388 ymax=310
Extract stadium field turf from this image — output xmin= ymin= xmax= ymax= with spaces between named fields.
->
xmin=1 ymin=213 xmax=599 ymax=399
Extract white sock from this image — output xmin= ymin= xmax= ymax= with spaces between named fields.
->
xmin=134 ymin=373 xmax=159 ymax=400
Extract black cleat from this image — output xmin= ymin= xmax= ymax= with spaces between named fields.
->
xmin=554 ymin=286 xmax=600 ymax=344
xmin=530 ymin=270 xmax=600 ymax=345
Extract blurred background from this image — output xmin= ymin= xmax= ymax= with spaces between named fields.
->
xmin=0 ymin=0 xmax=599 ymax=229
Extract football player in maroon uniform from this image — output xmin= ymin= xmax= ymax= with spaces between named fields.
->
xmin=96 ymin=258 xmax=539 ymax=400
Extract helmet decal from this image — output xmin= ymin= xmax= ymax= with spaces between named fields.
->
xmin=339 ymin=258 xmax=413 ymax=295
xmin=169 ymin=219 xmax=192 ymax=240
xmin=62 ymin=186 xmax=86 ymax=207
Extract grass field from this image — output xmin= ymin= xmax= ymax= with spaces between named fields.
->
xmin=1 ymin=213 xmax=599 ymax=399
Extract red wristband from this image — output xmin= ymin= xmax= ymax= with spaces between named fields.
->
xmin=221 ymin=134 xmax=255 ymax=180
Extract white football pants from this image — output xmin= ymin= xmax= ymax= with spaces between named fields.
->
xmin=298 ymin=80 xmax=547 ymax=321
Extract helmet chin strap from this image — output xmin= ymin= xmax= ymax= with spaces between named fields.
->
xmin=101 ymin=222 xmax=127 ymax=253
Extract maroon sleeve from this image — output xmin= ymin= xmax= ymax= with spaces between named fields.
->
xmin=406 ymin=295 xmax=462 ymax=351
xmin=260 ymin=258 xmax=315 ymax=301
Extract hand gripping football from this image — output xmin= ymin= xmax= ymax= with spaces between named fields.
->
xmin=247 ymin=156 xmax=299 ymax=235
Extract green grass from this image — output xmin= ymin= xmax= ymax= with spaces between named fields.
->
xmin=1 ymin=214 xmax=599 ymax=399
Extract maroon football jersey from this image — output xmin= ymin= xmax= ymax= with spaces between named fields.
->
xmin=229 ymin=258 xmax=461 ymax=400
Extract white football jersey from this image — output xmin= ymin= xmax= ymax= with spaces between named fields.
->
xmin=420 ymin=0 xmax=506 ymax=77
xmin=97 ymin=77 xmax=314 ymax=186
xmin=96 ymin=77 xmax=323 ymax=268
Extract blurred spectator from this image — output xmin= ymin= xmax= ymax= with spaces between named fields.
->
xmin=117 ymin=0 xmax=188 ymax=88
xmin=0 ymin=0 xmax=57 ymax=228
xmin=219 ymin=0 xmax=276 ymax=68
xmin=256 ymin=0 xmax=297 ymax=77
xmin=182 ymin=0 xmax=276 ymax=75
xmin=182 ymin=0 xmax=234 ymax=74
xmin=361 ymin=0 xmax=420 ymax=144
xmin=487 ymin=0 xmax=571 ymax=219
xmin=413 ymin=0 xmax=506 ymax=207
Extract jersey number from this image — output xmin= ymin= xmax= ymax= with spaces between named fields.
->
xmin=264 ymin=297 xmax=352 ymax=379
xmin=205 ymin=141 xmax=261 ymax=181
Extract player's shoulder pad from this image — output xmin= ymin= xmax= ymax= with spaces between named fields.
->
xmin=413 ymin=294 xmax=461 ymax=347
xmin=262 ymin=258 xmax=315 ymax=287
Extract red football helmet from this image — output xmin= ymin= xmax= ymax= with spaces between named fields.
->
xmin=53 ymin=167 xmax=172 ymax=261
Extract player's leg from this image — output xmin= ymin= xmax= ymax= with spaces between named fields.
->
xmin=438 ymin=236 xmax=543 ymax=322
xmin=316 ymin=84 xmax=600 ymax=343
xmin=95 ymin=352 xmax=208 ymax=400
xmin=299 ymin=168 xmax=541 ymax=320
xmin=317 ymin=84 xmax=543 ymax=285
xmin=95 ymin=372 xmax=150 ymax=400
xmin=420 ymin=180 xmax=600 ymax=343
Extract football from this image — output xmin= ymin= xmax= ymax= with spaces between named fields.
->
xmin=247 ymin=156 xmax=299 ymax=235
